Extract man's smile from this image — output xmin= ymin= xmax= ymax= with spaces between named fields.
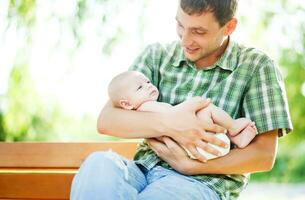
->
xmin=184 ymin=47 xmax=200 ymax=54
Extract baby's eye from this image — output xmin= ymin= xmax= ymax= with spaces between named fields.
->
xmin=146 ymin=81 xmax=150 ymax=83
xmin=137 ymin=85 xmax=143 ymax=91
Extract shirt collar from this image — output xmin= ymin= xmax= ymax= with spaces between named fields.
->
xmin=173 ymin=38 xmax=239 ymax=71
xmin=215 ymin=38 xmax=238 ymax=71
xmin=172 ymin=45 xmax=187 ymax=67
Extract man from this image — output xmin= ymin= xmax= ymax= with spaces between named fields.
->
xmin=70 ymin=0 xmax=292 ymax=199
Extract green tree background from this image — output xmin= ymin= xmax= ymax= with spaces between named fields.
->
xmin=0 ymin=0 xmax=304 ymax=182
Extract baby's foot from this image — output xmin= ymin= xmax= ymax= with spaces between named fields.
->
xmin=230 ymin=124 xmax=257 ymax=148
xmin=228 ymin=118 xmax=252 ymax=136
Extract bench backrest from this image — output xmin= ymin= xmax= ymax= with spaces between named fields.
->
xmin=0 ymin=142 xmax=138 ymax=200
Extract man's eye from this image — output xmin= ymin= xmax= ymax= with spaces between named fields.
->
xmin=137 ymin=86 xmax=143 ymax=90
xmin=196 ymin=31 xmax=206 ymax=35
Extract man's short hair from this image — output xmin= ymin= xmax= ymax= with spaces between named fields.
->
xmin=180 ymin=0 xmax=238 ymax=27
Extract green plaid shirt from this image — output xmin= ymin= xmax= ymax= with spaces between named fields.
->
xmin=128 ymin=39 xmax=293 ymax=200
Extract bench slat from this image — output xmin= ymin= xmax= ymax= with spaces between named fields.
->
xmin=0 ymin=172 xmax=74 ymax=199
xmin=0 ymin=142 xmax=138 ymax=168
xmin=0 ymin=142 xmax=139 ymax=199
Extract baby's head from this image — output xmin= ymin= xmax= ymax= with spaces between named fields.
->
xmin=108 ymin=71 xmax=159 ymax=110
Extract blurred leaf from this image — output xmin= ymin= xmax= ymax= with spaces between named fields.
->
xmin=8 ymin=0 xmax=37 ymax=27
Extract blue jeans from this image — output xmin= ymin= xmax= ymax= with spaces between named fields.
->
xmin=70 ymin=151 xmax=220 ymax=200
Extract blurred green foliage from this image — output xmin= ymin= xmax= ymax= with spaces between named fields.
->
xmin=252 ymin=142 xmax=305 ymax=183
xmin=0 ymin=0 xmax=145 ymax=142
xmin=8 ymin=0 xmax=37 ymax=27
xmin=0 ymin=0 xmax=304 ymax=182
xmin=4 ymin=57 xmax=45 ymax=141
xmin=280 ymin=47 xmax=305 ymax=144
xmin=1 ymin=59 xmax=101 ymax=141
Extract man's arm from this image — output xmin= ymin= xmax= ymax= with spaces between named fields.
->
xmin=97 ymin=98 xmax=227 ymax=162
xmin=147 ymin=129 xmax=278 ymax=175
xmin=187 ymin=130 xmax=278 ymax=174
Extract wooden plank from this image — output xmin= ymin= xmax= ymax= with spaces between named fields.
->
xmin=0 ymin=171 xmax=74 ymax=199
xmin=0 ymin=142 xmax=138 ymax=168
xmin=0 ymin=168 xmax=77 ymax=174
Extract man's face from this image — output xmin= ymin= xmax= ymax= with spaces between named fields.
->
xmin=123 ymin=73 xmax=159 ymax=109
xmin=176 ymin=6 xmax=227 ymax=64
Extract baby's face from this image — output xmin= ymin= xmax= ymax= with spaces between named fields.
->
xmin=124 ymin=73 xmax=159 ymax=108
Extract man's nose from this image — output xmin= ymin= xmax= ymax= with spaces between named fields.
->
xmin=181 ymin=31 xmax=193 ymax=46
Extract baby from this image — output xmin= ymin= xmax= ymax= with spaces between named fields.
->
xmin=108 ymin=71 xmax=257 ymax=160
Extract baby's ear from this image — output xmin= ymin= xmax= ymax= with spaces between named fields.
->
xmin=119 ymin=100 xmax=134 ymax=110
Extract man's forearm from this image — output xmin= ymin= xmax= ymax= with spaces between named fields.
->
xmin=97 ymin=101 xmax=166 ymax=139
xmin=98 ymin=97 xmax=228 ymax=160
xmin=186 ymin=130 xmax=278 ymax=175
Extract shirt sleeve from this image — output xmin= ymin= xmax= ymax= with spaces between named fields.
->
xmin=242 ymin=58 xmax=293 ymax=137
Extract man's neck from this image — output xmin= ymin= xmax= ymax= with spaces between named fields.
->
xmin=195 ymin=37 xmax=229 ymax=69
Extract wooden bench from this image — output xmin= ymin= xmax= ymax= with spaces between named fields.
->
xmin=0 ymin=142 xmax=138 ymax=200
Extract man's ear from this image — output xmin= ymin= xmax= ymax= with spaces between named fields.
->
xmin=119 ymin=100 xmax=134 ymax=110
xmin=224 ymin=17 xmax=237 ymax=36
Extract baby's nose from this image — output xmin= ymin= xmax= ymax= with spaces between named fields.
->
xmin=145 ymin=82 xmax=151 ymax=87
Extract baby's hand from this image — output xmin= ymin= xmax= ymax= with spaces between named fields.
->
xmin=229 ymin=122 xmax=258 ymax=148
xmin=228 ymin=118 xmax=252 ymax=137
xmin=250 ymin=122 xmax=257 ymax=132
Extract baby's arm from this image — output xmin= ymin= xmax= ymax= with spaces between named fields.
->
xmin=197 ymin=103 xmax=235 ymax=130
xmin=138 ymin=101 xmax=173 ymax=144
xmin=137 ymin=101 xmax=173 ymax=113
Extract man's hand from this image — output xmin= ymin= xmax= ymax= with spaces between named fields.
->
xmin=146 ymin=137 xmax=198 ymax=175
xmin=161 ymin=97 xmax=227 ymax=162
